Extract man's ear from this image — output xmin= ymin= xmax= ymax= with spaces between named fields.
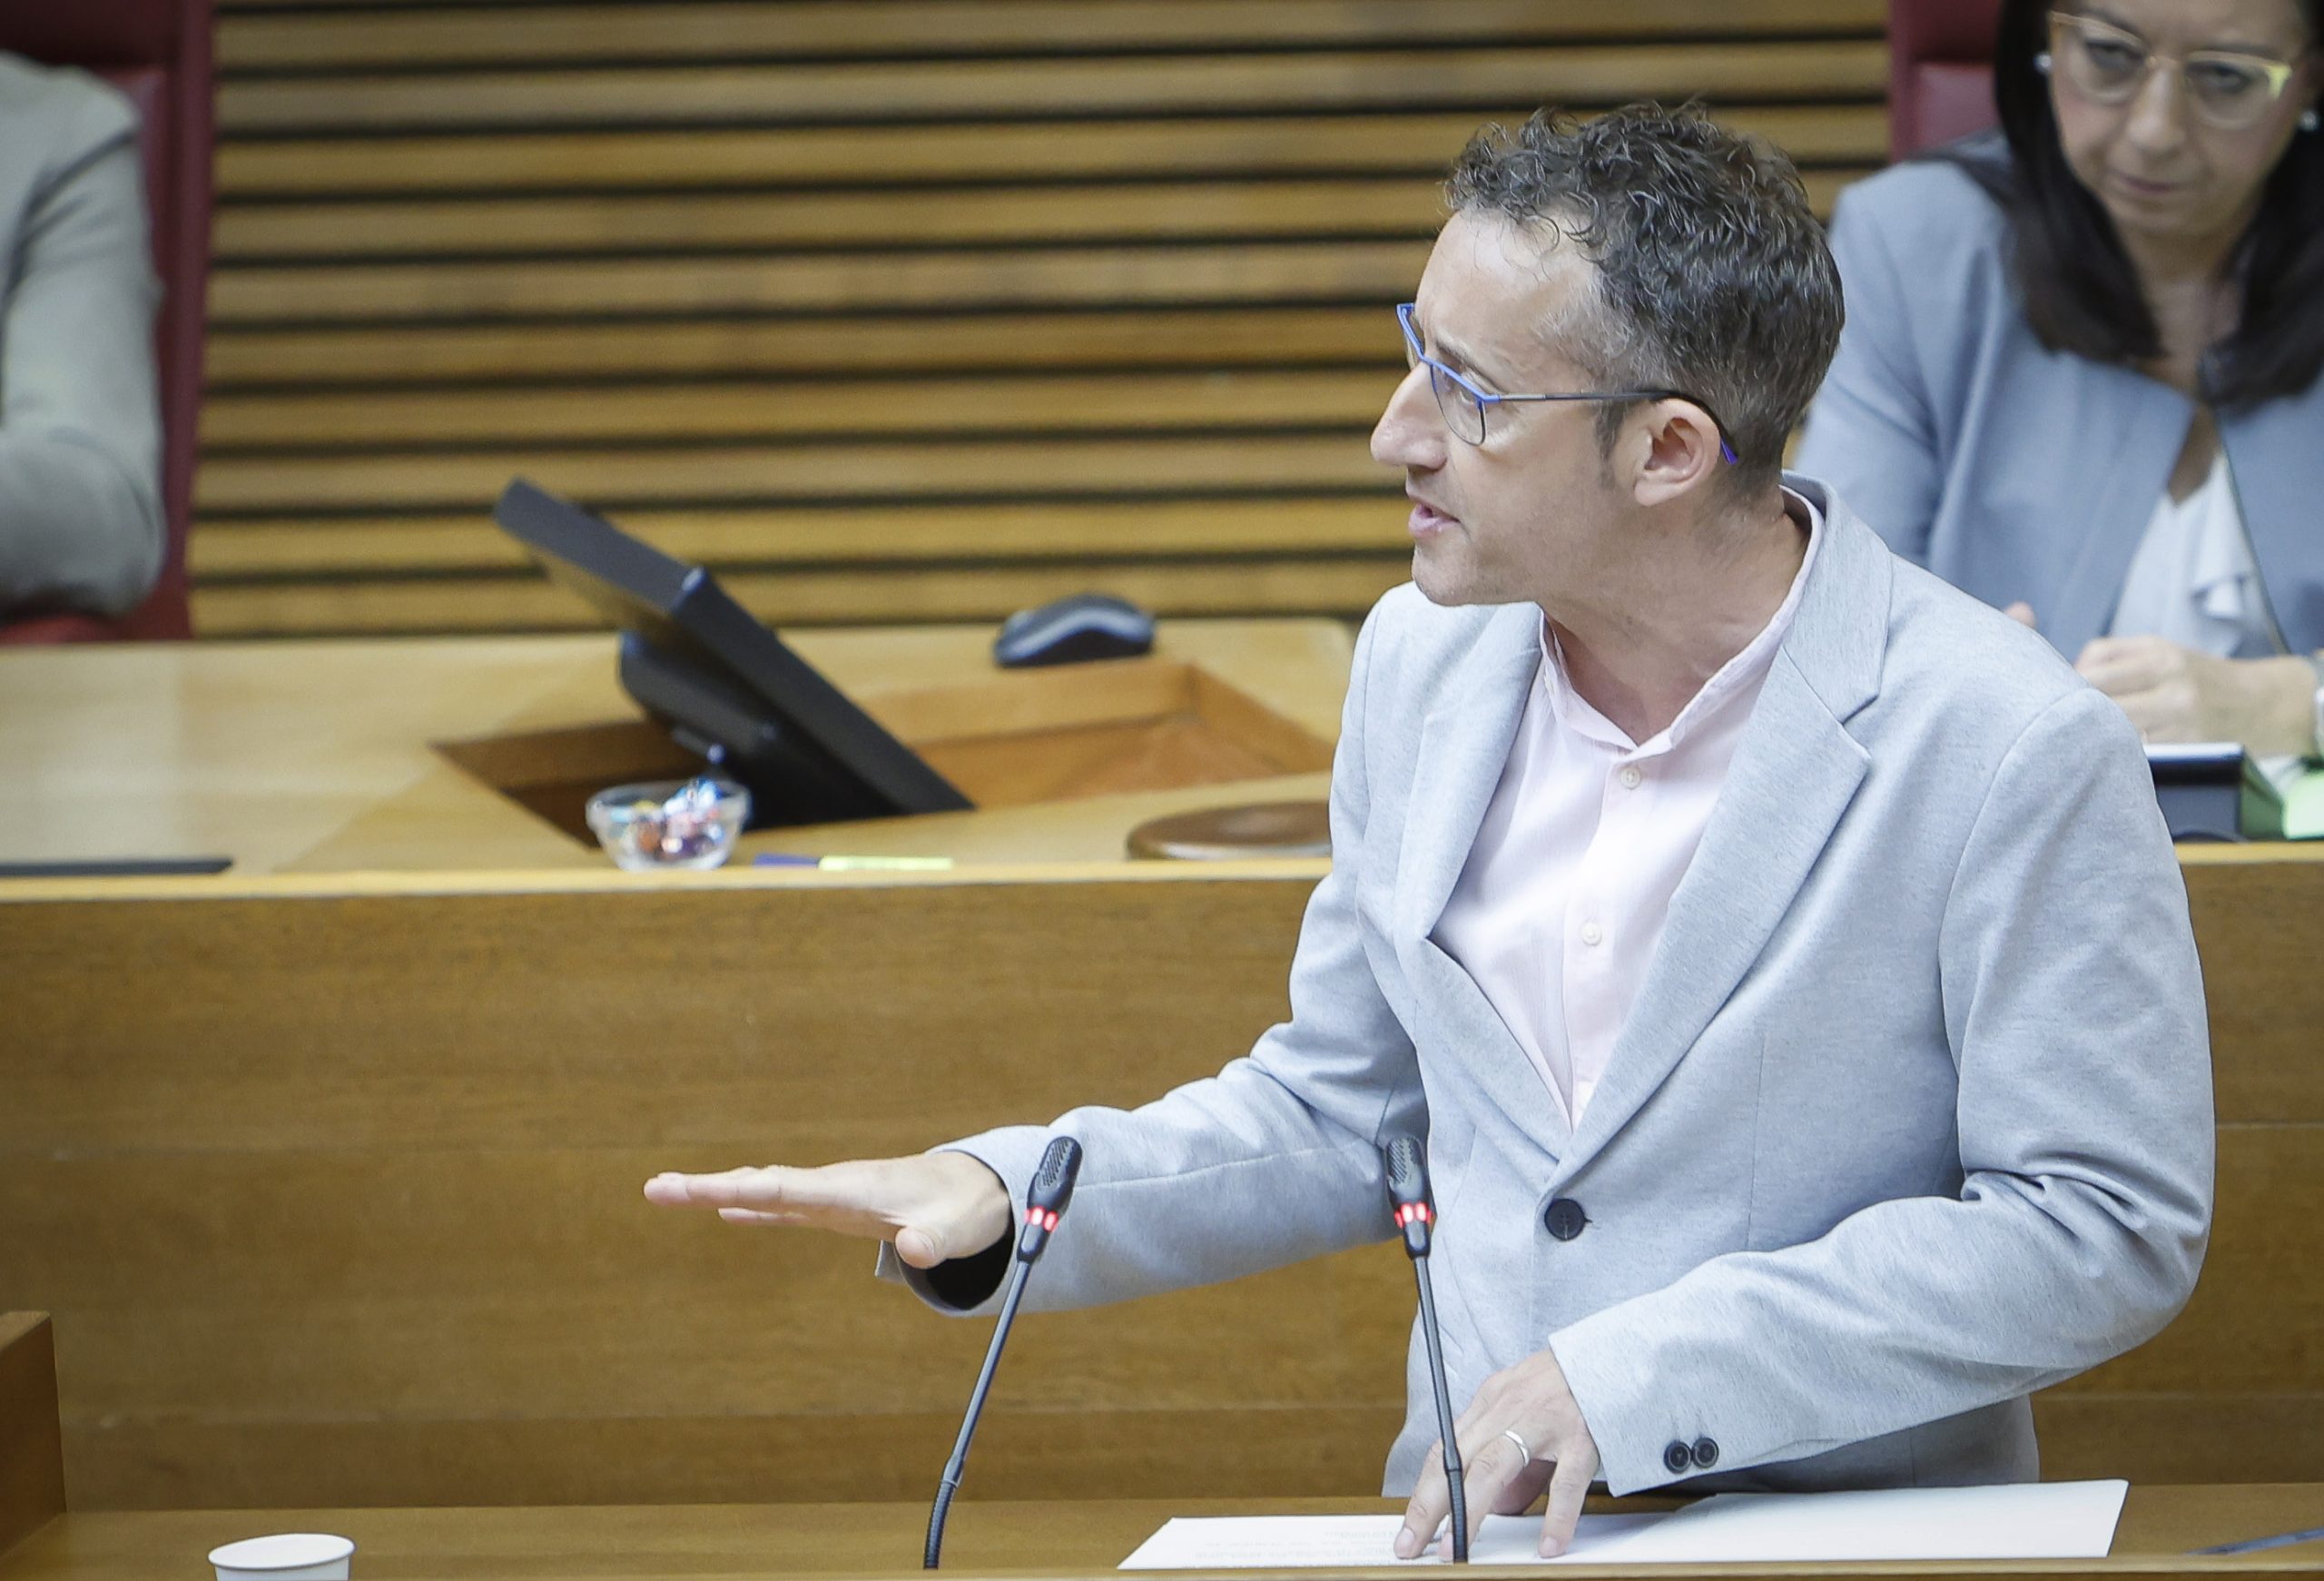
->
xmin=1629 ymin=400 xmax=1725 ymax=509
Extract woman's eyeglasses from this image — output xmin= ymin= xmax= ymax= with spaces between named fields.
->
xmin=2041 ymin=10 xmax=2305 ymax=131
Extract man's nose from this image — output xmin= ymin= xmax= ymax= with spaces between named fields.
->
xmin=1371 ymin=365 xmax=1448 ymax=469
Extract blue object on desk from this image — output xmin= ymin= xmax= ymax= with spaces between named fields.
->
xmin=2191 ymin=1523 xmax=2324 ymax=1556
xmin=0 ymin=856 xmax=232 ymax=877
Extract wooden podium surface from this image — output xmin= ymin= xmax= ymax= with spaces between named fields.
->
xmin=9 ymin=1489 xmax=2324 ymax=1581
xmin=0 ymin=620 xmax=1351 ymax=875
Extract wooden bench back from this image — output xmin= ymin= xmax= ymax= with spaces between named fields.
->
xmin=196 ymin=0 xmax=1887 ymax=637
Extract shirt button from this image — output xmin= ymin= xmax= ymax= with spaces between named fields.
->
xmin=1692 ymin=1437 xmax=1720 ymax=1469
xmin=1663 ymin=1440 xmax=1693 ymax=1476
xmin=1620 ymin=766 xmax=1643 ymax=789
xmin=1580 ymin=922 xmax=1604 ymax=947
xmin=1542 ymin=1198 xmax=1588 ymax=1240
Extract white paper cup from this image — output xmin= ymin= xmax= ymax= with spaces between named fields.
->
xmin=209 ymin=1533 xmax=355 ymax=1581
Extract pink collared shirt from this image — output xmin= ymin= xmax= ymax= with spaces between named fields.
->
xmin=1435 ymin=492 xmax=1822 ymax=1129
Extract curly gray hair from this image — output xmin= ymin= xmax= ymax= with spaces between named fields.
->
xmin=1445 ymin=104 xmax=1844 ymax=489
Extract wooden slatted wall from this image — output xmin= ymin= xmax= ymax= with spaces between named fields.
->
xmin=198 ymin=0 xmax=1890 ymax=638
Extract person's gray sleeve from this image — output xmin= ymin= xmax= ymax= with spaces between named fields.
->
xmin=1548 ymin=687 xmax=2213 ymax=1494
xmin=0 ymin=85 xmax=163 ymax=616
xmin=1794 ymin=185 xmax=1945 ymax=565
xmin=877 ymin=603 xmax=1424 ymax=1313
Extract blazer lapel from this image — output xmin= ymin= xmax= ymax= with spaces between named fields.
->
xmin=2038 ymin=371 xmax=2192 ymax=659
xmin=1393 ymin=605 xmax=1570 ymax=1145
xmin=2221 ymin=389 xmax=2324 ymax=656
xmin=1394 ymin=604 xmax=1542 ymax=947
xmin=1555 ymin=483 xmax=1886 ymax=1178
xmin=1555 ymin=659 xmax=1869 ymax=1175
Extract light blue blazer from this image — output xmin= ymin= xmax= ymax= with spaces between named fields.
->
xmin=0 ymin=54 xmax=161 ymax=617
xmin=891 ymin=480 xmax=2213 ymax=1498
xmin=1796 ymin=135 xmax=2324 ymax=662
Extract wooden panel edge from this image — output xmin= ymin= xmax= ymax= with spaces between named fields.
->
xmin=0 ymin=860 xmax=1332 ymax=906
xmin=0 ymin=1313 xmax=66 ymax=1555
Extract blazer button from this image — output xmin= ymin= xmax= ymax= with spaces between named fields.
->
xmin=1542 ymin=1198 xmax=1588 ymax=1240
xmin=1692 ymin=1437 xmax=1719 ymax=1469
xmin=1663 ymin=1440 xmax=1692 ymax=1476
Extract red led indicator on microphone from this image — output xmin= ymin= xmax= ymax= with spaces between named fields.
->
xmin=1393 ymin=1203 xmax=1433 ymax=1228
xmin=1022 ymin=1207 xmax=1059 ymax=1230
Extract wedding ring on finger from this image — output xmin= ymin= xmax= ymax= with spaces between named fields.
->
xmin=1501 ymin=1428 xmax=1533 ymax=1467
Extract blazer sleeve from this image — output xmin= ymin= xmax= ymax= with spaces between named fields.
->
xmin=882 ymin=600 xmax=1425 ymax=1315
xmin=0 ymin=79 xmax=163 ymax=617
xmin=1547 ymin=686 xmax=2213 ymax=1494
xmin=1794 ymin=184 xmax=1945 ymax=566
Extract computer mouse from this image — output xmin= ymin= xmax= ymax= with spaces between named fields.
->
xmin=992 ymin=592 xmax=1157 ymax=667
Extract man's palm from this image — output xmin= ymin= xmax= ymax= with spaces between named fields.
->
xmin=644 ymin=1153 xmax=1010 ymax=1268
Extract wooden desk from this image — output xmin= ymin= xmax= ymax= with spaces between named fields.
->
xmin=0 ymin=1318 xmax=2317 ymax=1581
xmin=9 ymin=1491 xmax=2324 ymax=1581
xmin=0 ymin=620 xmax=1350 ymax=874
xmin=8 ymin=1319 xmax=2324 ymax=1581
xmin=3 ymin=635 xmax=2321 ymax=1511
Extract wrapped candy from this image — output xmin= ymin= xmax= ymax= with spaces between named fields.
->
xmin=586 ymin=775 xmax=752 ymax=871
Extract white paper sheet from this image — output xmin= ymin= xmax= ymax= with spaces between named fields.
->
xmin=1119 ymin=1513 xmax=1675 ymax=1569
xmin=1620 ymin=1480 xmax=2129 ymax=1563
xmin=1117 ymin=1480 xmax=2129 ymax=1569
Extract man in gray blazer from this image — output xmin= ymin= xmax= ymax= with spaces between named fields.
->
xmin=0 ymin=53 xmax=163 ymax=619
xmin=648 ymin=107 xmax=2212 ymax=1557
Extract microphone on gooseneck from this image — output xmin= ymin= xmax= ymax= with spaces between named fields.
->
xmin=1383 ymin=1133 xmax=1468 ymax=1564
xmin=924 ymin=1135 xmax=1084 ymax=1569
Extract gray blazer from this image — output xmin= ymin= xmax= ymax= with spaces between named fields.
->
xmin=1796 ymin=137 xmax=2324 ymax=663
xmin=901 ymin=479 xmax=2212 ymax=1497
xmin=0 ymin=54 xmax=162 ymax=618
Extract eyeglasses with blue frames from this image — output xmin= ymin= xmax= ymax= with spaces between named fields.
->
xmin=1397 ymin=302 xmax=1740 ymax=463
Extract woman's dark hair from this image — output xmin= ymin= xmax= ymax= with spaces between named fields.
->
xmin=1944 ymin=0 xmax=2324 ymax=406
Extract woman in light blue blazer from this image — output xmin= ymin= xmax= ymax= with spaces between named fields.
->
xmin=1797 ymin=0 xmax=2324 ymax=757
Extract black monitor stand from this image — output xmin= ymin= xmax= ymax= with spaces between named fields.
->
xmin=492 ymin=479 xmax=973 ymax=829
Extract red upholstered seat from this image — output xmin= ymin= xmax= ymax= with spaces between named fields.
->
xmin=1890 ymin=0 xmax=2006 ymax=157
xmin=0 ymin=0 xmax=213 ymax=644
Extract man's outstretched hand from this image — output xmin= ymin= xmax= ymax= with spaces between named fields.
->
xmin=645 ymin=1152 xmax=1012 ymax=1269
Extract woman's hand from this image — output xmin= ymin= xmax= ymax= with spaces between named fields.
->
xmin=2073 ymin=637 xmax=2319 ymax=756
